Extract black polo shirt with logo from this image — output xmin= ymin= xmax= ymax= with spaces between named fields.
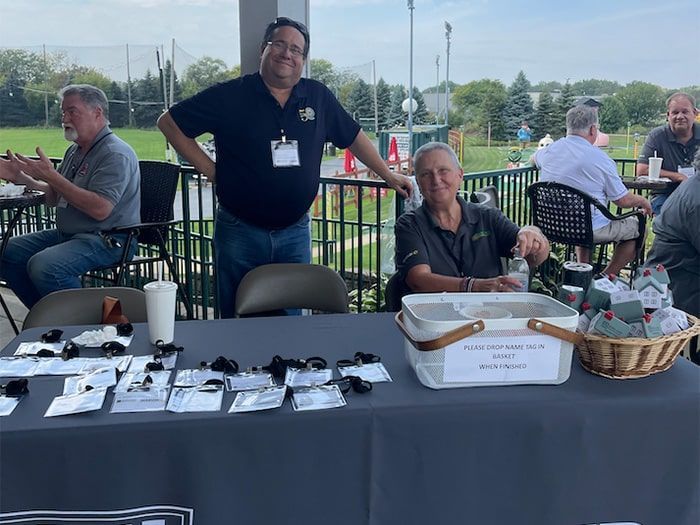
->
xmin=638 ymin=123 xmax=700 ymax=195
xmin=169 ymin=72 xmax=360 ymax=229
xmin=395 ymin=197 xmax=519 ymax=283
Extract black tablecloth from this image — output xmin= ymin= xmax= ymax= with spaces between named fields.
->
xmin=1 ymin=313 xmax=698 ymax=525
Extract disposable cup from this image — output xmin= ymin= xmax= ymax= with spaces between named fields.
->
xmin=648 ymin=157 xmax=663 ymax=180
xmin=143 ymin=280 xmax=177 ymax=344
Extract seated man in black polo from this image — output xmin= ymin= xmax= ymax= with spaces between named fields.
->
xmin=395 ymin=142 xmax=550 ymax=294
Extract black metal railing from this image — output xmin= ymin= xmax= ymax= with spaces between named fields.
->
xmin=1 ymin=157 xmax=641 ymax=314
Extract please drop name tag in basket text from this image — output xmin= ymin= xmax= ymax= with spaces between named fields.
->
xmin=443 ymin=335 xmax=560 ymax=383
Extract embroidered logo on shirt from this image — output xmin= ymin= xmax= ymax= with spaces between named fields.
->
xmin=471 ymin=230 xmax=490 ymax=241
xmin=78 ymin=163 xmax=89 ymax=176
xmin=298 ymin=106 xmax=316 ymax=122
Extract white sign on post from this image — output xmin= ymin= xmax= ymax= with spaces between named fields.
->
xmin=389 ymin=133 xmax=410 ymax=160
xmin=443 ymin=335 xmax=561 ymax=383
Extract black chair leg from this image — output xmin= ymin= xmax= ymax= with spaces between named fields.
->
xmin=0 ymin=293 xmax=19 ymax=335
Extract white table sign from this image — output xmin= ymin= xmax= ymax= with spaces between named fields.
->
xmin=443 ymin=335 xmax=561 ymax=383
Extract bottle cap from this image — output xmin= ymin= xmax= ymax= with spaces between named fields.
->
xmin=581 ymin=302 xmax=591 ymax=311
xmin=567 ymin=293 xmax=576 ymax=302
xmin=643 ymin=269 xmax=651 ymax=276
xmin=655 ymin=264 xmax=665 ymax=271
xmin=643 ymin=313 xmax=652 ymax=323
xmin=604 ymin=311 xmax=614 ymax=320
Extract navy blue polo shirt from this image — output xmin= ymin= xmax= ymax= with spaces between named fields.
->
xmin=395 ymin=197 xmax=519 ymax=283
xmin=169 ymin=72 xmax=360 ymax=229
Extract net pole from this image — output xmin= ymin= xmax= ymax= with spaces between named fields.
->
xmin=126 ymin=44 xmax=133 ymax=127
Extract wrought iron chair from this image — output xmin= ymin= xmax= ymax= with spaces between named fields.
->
xmin=94 ymin=160 xmax=193 ymax=318
xmin=23 ymin=286 xmax=147 ymax=329
xmin=234 ymin=263 xmax=349 ymax=317
xmin=526 ymin=181 xmax=646 ymax=274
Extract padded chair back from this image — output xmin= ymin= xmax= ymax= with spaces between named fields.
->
xmin=23 ymin=287 xmax=147 ymax=329
xmin=137 ymin=160 xmax=180 ymax=245
xmin=384 ymin=272 xmax=408 ymax=313
xmin=526 ymin=181 xmax=595 ymax=248
xmin=479 ymin=185 xmax=500 ymax=209
xmin=235 ymin=264 xmax=349 ymax=316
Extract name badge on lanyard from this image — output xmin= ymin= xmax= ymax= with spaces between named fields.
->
xmin=271 ymin=137 xmax=301 ymax=168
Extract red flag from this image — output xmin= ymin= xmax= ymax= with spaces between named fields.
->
xmin=344 ymin=149 xmax=356 ymax=172
xmin=388 ymin=136 xmax=399 ymax=162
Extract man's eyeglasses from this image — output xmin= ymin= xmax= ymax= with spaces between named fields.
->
xmin=267 ymin=40 xmax=305 ymax=58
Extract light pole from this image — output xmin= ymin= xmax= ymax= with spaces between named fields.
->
xmin=407 ymin=0 xmax=415 ymax=154
xmin=435 ymin=55 xmax=440 ymax=125
xmin=444 ymin=21 xmax=452 ymax=127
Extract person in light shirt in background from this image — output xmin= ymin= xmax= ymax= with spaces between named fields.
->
xmin=532 ymin=105 xmax=651 ymax=276
xmin=636 ymin=93 xmax=700 ymax=215
xmin=395 ymin=142 xmax=549 ymax=296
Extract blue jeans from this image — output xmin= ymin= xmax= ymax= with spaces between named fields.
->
xmin=1 ymin=229 xmax=135 ymax=309
xmin=213 ymin=206 xmax=311 ymax=319
xmin=651 ymin=194 xmax=669 ymax=216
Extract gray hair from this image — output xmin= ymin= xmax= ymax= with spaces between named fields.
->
xmin=58 ymin=84 xmax=110 ymax=123
xmin=566 ymin=105 xmax=598 ymax=136
xmin=694 ymin=147 xmax=700 ymax=174
xmin=413 ymin=142 xmax=460 ymax=172
xmin=666 ymin=92 xmax=696 ymax=110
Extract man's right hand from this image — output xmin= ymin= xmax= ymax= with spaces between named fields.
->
xmin=0 ymin=150 xmax=25 ymax=183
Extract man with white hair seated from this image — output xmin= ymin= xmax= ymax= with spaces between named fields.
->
xmin=531 ymin=105 xmax=652 ymax=276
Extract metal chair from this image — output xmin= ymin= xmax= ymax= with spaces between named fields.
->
xmin=234 ymin=264 xmax=349 ymax=317
xmin=526 ymin=181 xmax=646 ymax=274
xmin=478 ymin=185 xmax=500 ymax=210
xmin=23 ymin=286 xmax=147 ymax=329
xmin=93 ymin=160 xmax=193 ymax=318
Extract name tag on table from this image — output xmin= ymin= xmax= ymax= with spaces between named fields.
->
xmin=443 ymin=335 xmax=560 ymax=383
xmin=271 ymin=139 xmax=301 ymax=167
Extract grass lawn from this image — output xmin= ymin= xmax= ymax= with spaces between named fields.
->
xmin=0 ymin=127 xmax=177 ymax=161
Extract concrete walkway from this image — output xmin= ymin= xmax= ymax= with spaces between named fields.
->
xmin=0 ymin=289 xmax=27 ymax=349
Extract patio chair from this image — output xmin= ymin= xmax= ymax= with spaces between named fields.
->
xmin=469 ymin=185 xmax=499 ymax=210
xmin=234 ymin=263 xmax=349 ymax=317
xmin=526 ymin=181 xmax=646 ymax=274
xmin=23 ymin=286 xmax=147 ymax=329
xmin=92 ymin=160 xmax=193 ymax=319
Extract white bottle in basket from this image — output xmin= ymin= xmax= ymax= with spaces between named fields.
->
xmin=508 ymin=248 xmax=529 ymax=292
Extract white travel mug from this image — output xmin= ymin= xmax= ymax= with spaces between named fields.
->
xmin=648 ymin=157 xmax=663 ymax=180
xmin=143 ymin=280 xmax=177 ymax=344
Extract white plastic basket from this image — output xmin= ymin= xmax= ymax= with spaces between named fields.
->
xmin=395 ymin=292 xmax=580 ymax=389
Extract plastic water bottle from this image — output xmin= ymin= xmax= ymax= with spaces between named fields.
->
xmin=508 ymin=248 xmax=529 ymax=292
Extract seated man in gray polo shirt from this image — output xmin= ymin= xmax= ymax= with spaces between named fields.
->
xmin=0 ymin=84 xmax=140 ymax=309
xmin=395 ymin=142 xmax=549 ymax=294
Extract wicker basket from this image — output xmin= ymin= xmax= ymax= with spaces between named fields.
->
xmin=576 ymin=314 xmax=700 ymax=379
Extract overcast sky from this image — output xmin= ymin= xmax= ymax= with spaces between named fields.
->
xmin=2 ymin=0 xmax=697 ymax=90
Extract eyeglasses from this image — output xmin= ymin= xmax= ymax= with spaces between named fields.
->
xmin=267 ymin=40 xmax=305 ymax=58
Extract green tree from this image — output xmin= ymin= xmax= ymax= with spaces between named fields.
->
xmin=554 ymin=81 xmax=576 ymax=137
xmin=376 ymin=78 xmax=391 ymax=129
xmin=346 ymin=79 xmax=373 ymax=120
xmin=387 ymin=85 xmax=407 ymax=128
xmin=599 ymin=95 xmax=628 ymax=133
xmin=422 ymin=80 xmax=458 ymax=94
xmin=410 ymin=87 xmax=429 ymax=125
xmin=532 ymin=91 xmax=557 ymax=139
xmin=617 ymin=81 xmax=666 ymax=126
xmin=452 ymin=79 xmax=507 ymax=140
xmin=572 ymin=78 xmax=622 ymax=96
xmin=502 ymin=71 xmax=534 ymax=139
xmin=107 ymin=81 xmax=129 ymax=128
xmin=310 ymin=58 xmax=339 ymax=94
xmin=531 ymin=80 xmax=562 ymax=92
xmin=181 ymin=56 xmax=236 ymax=99
xmin=132 ymin=70 xmax=163 ymax=128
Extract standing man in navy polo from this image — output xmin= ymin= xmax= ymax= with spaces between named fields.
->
xmin=158 ymin=17 xmax=412 ymax=318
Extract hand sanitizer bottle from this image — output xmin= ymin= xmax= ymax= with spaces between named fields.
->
xmin=508 ymin=248 xmax=529 ymax=292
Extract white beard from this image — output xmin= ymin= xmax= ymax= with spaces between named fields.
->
xmin=63 ymin=127 xmax=79 ymax=142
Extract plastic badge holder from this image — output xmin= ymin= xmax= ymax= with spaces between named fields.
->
xmin=228 ymin=385 xmax=288 ymax=413
xmin=396 ymin=293 xmax=579 ymax=389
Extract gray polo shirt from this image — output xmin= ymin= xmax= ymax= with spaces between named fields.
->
xmin=395 ymin=196 xmax=519 ymax=284
xmin=638 ymin=123 xmax=700 ymax=195
xmin=56 ymin=126 xmax=140 ymax=235
xmin=645 ymin=175 xmax=700 ymax=316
